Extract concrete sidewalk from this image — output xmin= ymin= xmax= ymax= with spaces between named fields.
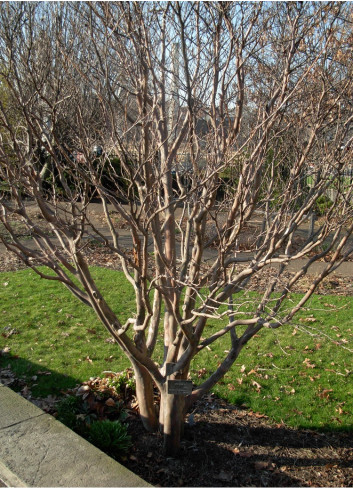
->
xmin=0 ymin=383 xmax=150 ymax=487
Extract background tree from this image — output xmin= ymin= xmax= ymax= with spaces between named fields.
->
xmin=1 ymin=1 xmax=353 ymax=455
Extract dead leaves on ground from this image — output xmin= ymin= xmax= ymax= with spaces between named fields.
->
xmin=1 ymin=327 xmax=20 ymax=338
xmin=318 ymin=388 xmax=333 ymax=399
xmin=231 ymin=448 xmax=277 ymax=472
xmin=299 ymin=315 xmax=317 ymax=323
xmin=303 ymin=358 xmax=316 ymax=369
xmin=233 ymin=364 xmax=267 ymax=394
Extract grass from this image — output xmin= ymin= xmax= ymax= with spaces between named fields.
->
xmin=194 ymin=293 xmax=353 ymax=431
xmin=0 ymin=268 xmax=134 ymax=396
xmin=1 ymin=267 xmax=353 ymax=432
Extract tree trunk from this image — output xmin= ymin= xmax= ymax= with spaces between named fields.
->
xmin=160 ymin=390 xmax=185 ymax=457
xmin=131 ymin=360 xmax=159 ymax=432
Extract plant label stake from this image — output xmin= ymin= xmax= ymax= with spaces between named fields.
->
xmin=167 ymin=380 xmax=193 ymax=395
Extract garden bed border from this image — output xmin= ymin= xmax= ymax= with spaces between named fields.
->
xmin=0 ymin=383 xmax=150 ymax=487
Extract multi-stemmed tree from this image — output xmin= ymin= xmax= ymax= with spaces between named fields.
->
xmin=1 ymin=2 xmax=353 ymax=455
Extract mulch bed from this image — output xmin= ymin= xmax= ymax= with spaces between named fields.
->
xmin=1 ymin=366 xmax=352 ymax=487
xmin=1 ymin=247 xmax=353 ymax=487
xmin=124 ymin=395 xmax=353 ymax=487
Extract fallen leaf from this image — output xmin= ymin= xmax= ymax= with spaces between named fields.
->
xmin=303 ymin=358 xmax=316 ymax=368
xmin=240 ymin=364 xmax=246 ymax=373
xmin=197 ymin=368 xmax=207 ymax=378
xmin=318 ymin=389 xmax=333 ymax=399
xmin=300 ymin=315 xmax=316 ymax=323
xmin=77 ymin=385 xmax=90 ymax=395
xmin=228 ymin=383 xmax=236 ymax=391
xmin=252 ymin=380 xmax=262 ymax=392
xmin=2 ymin=328 xmax=20 ymax=338
xmin=248 ymin=369 xmax=258 ymax=376
xmin=264 ymin=352 xmax=274 ymax=358
xmin=254 ymin=461 xmax=276 ymax=471
xmin=253 ymin=412 xmax=267 ymax=418
xmin=103 ymin=371 xmax=115 ymax=378
xmin=105 ymin=337 xmax=115 ymax=344
xmin=85 ymin=356 xmax=93 ymax=364
xmin=105 ymin=398 xmax=116 ymax=407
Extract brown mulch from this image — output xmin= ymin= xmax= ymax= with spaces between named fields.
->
xmin=124 ymin=395 xmax=353 ymax=488
xmin=1 ymin=244 xmax=353 ymax=487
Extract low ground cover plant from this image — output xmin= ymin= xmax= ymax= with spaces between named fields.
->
xmin=1 ymin=268 xmax=352 ymax=432
xmin=89 ymin=420 xmax=132 ymax=458
xmin=55 ymin=372 xmax=134 ymax=460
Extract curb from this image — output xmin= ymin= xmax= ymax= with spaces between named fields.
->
xmin=0 ymin=384 xmax=150 ymax=487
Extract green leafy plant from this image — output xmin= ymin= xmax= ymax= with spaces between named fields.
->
xmin=107 ymin=369 xmax=136 ymax=395
xmin=88 ymin=420 xmax=132 ymax=458
xmin=56 ymin=395 xmax=81 ymax=430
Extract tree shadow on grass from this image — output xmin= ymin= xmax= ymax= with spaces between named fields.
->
xmin=0 ymin=353 xmax=81 ymax=399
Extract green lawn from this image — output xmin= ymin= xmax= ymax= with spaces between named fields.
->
xmin=1 ymin=267 xmax=352 ymax=432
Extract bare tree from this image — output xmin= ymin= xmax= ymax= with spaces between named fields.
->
xmin=1 ymin=1 xmax=353 ymax=455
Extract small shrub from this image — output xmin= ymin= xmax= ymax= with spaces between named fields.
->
xmin=107 ymin=369 xmax=136 ymax=395
xmin=89 ymin=420 xmax=132 ymax=457
xmin=56 ymin=395 xmax=81 ymax=430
